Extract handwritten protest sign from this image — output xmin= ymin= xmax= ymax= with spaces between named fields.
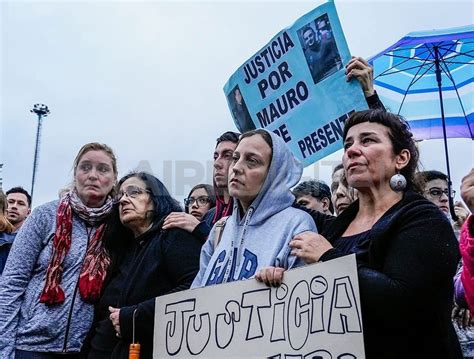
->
xmin=223 ymin=1 xmax=368 ymax=167
xmin=154 ymin=255 xmax=365 ymax=358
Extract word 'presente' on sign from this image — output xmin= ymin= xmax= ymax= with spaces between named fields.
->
xmin=298 ymin=111 xmax=354 ymax=158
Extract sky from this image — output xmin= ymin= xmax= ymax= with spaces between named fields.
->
xmin=1 ymin=0 xmax=473 ymax=207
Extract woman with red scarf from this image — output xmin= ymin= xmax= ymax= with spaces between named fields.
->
xmin=0 ymin=143 xmax=117 ymax=359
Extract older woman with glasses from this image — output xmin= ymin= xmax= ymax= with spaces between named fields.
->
xmin=0 ymin=143 xmax=117 ymax=359
xmin=85 ymin=172 xmax=201 ymax=359
xmin=184 ymin=184 xmax=216 ymax=221
xmin=415 ymin=170 xmax=469 ymax=232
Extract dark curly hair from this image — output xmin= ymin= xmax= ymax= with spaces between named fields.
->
xmin=342 ymin=109 xmax=420 ymax=192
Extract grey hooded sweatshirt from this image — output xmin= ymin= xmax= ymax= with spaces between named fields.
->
xmin=192 ymin=130 xmax=317 ymax=288
xmin=0 ymin=200 xmax=99 ymax=357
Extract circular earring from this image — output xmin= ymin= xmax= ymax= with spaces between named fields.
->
xmin=390 ymin=173 xmax=407 ymax=192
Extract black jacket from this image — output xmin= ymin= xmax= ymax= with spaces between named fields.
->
xmin=320 ymin=191 xmax=462 ymax=358
xmin=87 ymin=224 xmax=202 ymax=359
xmin=0 ymin=231 xmax=16 ymax=274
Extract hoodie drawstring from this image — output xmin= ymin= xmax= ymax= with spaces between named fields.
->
xmin=222 ymin=207 xmax=254 ymax=283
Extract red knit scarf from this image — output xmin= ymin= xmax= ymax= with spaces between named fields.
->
xmin=40 ymin=193 xmax=112 ymax=305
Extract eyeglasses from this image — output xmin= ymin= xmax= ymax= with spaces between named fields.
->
xmin=425 ymin=187 xmax=455 ymax=199
xmin=115 ymin=185 xmax=150 ymax=202
xmin=184 ymin=196 xmax=210 ymax=207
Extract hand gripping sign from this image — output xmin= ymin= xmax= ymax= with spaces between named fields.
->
xmin=154 ymin=254 xmax=365 ymax=358
xmin=223 ymin=1 xmax=368 ymax=167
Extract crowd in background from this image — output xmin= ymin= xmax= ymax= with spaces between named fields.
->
xmin=0 ymin=57 xmax=473 ymax=359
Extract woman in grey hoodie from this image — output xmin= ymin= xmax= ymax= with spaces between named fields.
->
xmin=192 ymin=129 xmax=316 ymax=288
xmin=0 ymin=143 xmax=118 ymax=358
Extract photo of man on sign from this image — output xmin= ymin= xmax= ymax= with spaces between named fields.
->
xmin=299 ymin=14 xmax=342 ymax=85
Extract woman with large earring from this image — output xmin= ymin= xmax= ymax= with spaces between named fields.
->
xmin=257 ymin=110 xmax=462 ymax=358
xmin=0 ymin=143 xmax=118 ymax=358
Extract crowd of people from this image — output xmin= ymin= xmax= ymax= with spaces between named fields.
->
xmin=0 ymin=57 xmax=472 ymax=359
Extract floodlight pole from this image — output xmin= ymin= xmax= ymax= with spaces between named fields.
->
xmin=433 ymin=46 xmax=457 ymax=221
xmin=30 ymin=104 xmax=50 ymax=204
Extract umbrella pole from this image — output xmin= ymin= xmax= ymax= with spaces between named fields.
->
xmin=434 ymin=46 xmax=458 ymax=221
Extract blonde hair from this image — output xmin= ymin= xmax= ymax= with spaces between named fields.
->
xmin=73 ymin=142 xmax=118 ymax=179
xmin=0 ymin=190 xmax=14 ymax=233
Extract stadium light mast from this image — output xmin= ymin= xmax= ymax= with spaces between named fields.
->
xmin=30 ymin=103 xmax=50 ymax=203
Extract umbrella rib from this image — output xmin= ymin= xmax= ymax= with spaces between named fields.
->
xmin=440 ymin=64 xmax=474 ymax=139
xmin=383 ymin=48 xmax=432 ymax=61
xmin=377 ymin=62 xmax=435 ymax=77
xmin=408 ymin=62 xmax=436 ymax=87
xmin=396 ymin=56 xmax=434 ymax=114
xmin=426 ymin=45 xmax=465 ymax=90
xmin=442 ymin=61 xmax=474 ymax=65
xmin=438 ymin=54 xmax=474 ymax=139
xmin=437 ymin=46 xmax=474 ymax=60
xmin=380 ymin=43 xmax=438 ymax=77
xmin=384 ymin=53 xmax=427 ymax=61
xmin=376 ymin=45 xmax=472 ymax=77
xmin=374 ymin=53 xmax=423 ymax=78
xmin=438 ymin=57 xmax=456 ymax=83
xmin=389 ymin=46 xmax=433 ymax=53
xmin=377 ymin=60 xmax=431 ymax=77
xmin=373 ymin=47 xmax=434 ymax=78
xmin=375 ymin=37 xmax=474 ymax=140
xmin=442 ymin=52 xmax=474 ymax=64
xmin=436 ymin=40 xmax=474 ymax=64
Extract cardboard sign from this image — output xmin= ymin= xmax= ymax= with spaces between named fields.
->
xmin=223 ymin=1 xmax=368 ymax=166
xmin=154 ymin=254 xmax=365 ymax=358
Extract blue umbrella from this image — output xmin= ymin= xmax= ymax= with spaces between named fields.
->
xmin=369 ymin=25 xmax=473 ymax=219
xmin=369 ymin=25 xmax=473 ymax=140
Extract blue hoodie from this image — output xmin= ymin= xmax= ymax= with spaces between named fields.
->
xmin=192 ymin=130 xmax=317 ymax=288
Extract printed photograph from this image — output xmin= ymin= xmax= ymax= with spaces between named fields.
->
xmin=227 ymin=85 xmax=256 ymax=133
xmin=297 ymin=13 xmax=343 ymax=84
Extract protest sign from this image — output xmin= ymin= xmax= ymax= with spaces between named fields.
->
xmin=223 ymin=1 xmax=368 ymax=167
xmin=154 ymin=254 xmax=365 ymax=358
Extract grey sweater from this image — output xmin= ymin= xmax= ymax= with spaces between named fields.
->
xmin=0 ymin=200 xmax=100 ymax=357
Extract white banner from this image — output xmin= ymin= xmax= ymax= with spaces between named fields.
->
xmin=154 ymin=254 xmax=365 ymax=358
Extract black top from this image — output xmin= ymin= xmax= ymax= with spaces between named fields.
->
xmin=332 ymin=230 xmax=370 ymax=256
xmin=86 ymin=223 xmax=202 ymax=359
xmin=318 ymin=191 xmax=462 ymax=358
xmin=366 ymin=91 xmax=386 ymax=111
